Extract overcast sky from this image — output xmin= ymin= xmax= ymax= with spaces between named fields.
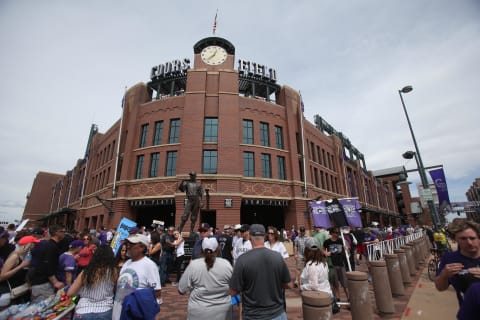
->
xmin=1 ymin=0 xmax=479 ymax=222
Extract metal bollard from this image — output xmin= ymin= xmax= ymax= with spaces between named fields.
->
xmin=347 ymin=271 xmax=373 ymax=320
xmin=369 ymin=260 xmax=395 ymax=314
xmin=301 ymin=291 xmax=332 ymax=320
xmin=402 ymin=244 xmax=416 ymax=276
xmin=394 ymin=248 xmax=411 ymax=284
xmin=384 ymin=254 xmax=405 ymax=296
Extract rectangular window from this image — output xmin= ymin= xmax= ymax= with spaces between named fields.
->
xmin=153 ymin=121 xmax=163 ymax=145
xmin=243 ymin=152 xmax=255 ymax=177
xmin=275 ymin=126 xmax=284 ymax=149
xmin=310 ymin=142 xmax=316 ymax=162
xmin=277 ymin=156 xmax=286 ymax=180
xmin=139 ymin=124 xmax=149 ymax=148
xmin=314 ymin=168 xmax=319 ymax=187
xmin=242 ymin=120 xmax=254 ymax=144
xmin=149 ymin=152 xmax=160 ymax=177
xmin=261 ymin=153 xmax=272 ymax=178
xmin=165 ymin=151 xmax=177 ymax=176
xmin=202 ymin=150 xmax=218 ymax=174
xmin=204 ymin=118 xmax=218 ymax=142
xmin=260 ymin=122 xmax=270 ymax=147
xmin=168 ymin=119 xmax=181 ymax=144
xmin=135 ymin=155 xmax=144 ymax=179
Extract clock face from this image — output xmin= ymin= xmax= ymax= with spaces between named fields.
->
xmin=200 ymin=46 xmax=228 ymax=65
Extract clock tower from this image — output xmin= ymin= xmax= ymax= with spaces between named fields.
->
xmin=193 ymin=37 xmax=235 ymax=69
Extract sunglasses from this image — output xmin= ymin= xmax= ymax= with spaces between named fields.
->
xmin=268 ymin=232 xmax=275 ymax=235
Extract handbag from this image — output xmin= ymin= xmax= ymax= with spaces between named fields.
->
xmin=7 ymin=281 xmax=30 ymax=299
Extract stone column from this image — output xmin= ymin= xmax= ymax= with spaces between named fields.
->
xmin=394 ymin=248 xmax=411 ymax=284
xmin=413 ymin=239 xmax=423 ymax=269
xmin=402 ymin=244 xmax=416 ymax=276
xmin=369 ymin=260 xmax=395 ymax=314
xmin=301 ymin=291 xmax=332 ymax=320
xmin=347 ymin=271 xmax=373 ymax=320
xmin=384 ymin=254 xmax=405 ymax=296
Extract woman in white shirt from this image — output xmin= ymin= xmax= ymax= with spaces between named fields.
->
xmin=172 ymin=231 xmax=185 ymax=286
xmin=264 ymin=226 xmax=289 ymax=259
xmin=300 ymin=237 xmax=339 ymax=313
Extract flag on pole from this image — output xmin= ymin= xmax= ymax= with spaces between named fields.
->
xmin=310 ymin=201 xmax=331 ymax=228
xmin=213 ymin=10 xmax=218 ymax=34
xmin=338 ymin=198 xmax=363 ymax=227
xmin=429 ymin=168 xmax=451 ymax=212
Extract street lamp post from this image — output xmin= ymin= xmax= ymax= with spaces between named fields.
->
xmin=398 ymin=86 xmax=440 ymax=228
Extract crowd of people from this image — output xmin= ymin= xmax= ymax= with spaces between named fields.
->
xmin=0 ymin=217 xmax=478 ymax=319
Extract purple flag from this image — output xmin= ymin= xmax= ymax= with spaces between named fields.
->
xmin=429 ymin=168 xmax=451 ymax=211
xmin=310 ymin=201 xmax=331 ymax=228
xmin=338 ymin=198 xmax=363 ymax=228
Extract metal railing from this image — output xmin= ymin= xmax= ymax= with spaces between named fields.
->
xmin=365 ymin=231 xmax=425 ymax=261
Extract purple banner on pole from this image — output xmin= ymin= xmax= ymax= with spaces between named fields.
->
xmin=338 ymin=198 xmax=363 ymax=228
xmin=429 ymin=168 xmax=451 ymax=211
xmin=310 ymin=201 xmax=331 ymax=228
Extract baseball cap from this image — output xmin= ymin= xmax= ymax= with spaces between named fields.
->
xmin=249 ymin=224 xmax=265 ymax=236
xmin=129 ymin=226 xmax=139 ymax=234
xmin=233 ymin=224 xmax=242 ymax=231
xmin=202 ymin=237 xmax=218 ymax=252
xmin=300 ymin=226 xmax=306 ymax=232
xmin=18 ymin=236 xmax=41 ymax=246
xmin=305 ymin=238 xmax=320 ymax=250
xmin=198 ymin=223 xmax=210 ymax=232
xmin=223 ymin=224 xmax=231 ymax=230
xmin=32 ymin=227 xmax=44 ymax=236
xmin=240 ymin=224 xmax=250 ymax=232
xmin=69 ymin=239 xmax=86 ymax=249
xmin=126 ymin=234 xmax=150 ymax=247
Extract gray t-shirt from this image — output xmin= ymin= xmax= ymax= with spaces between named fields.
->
xmin=230 ymin=247 xmax=291 ymax=319
xmin=178 ymin=257 xmax=232 ymax=320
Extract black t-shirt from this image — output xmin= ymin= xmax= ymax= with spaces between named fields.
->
xmin=324 ymin=238 xmax=347 ymax=267
xmin=28 ymin=239 xmax=61 ymax=285
xmin=164 ymin=234 xmax=175 ymax=254
xmin=216 ymin=234 xmax=233 ymax=264
xmin=230 ymin=247 xmax=291 ymax=319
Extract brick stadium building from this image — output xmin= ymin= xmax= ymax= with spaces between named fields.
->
xmin=22 ymin=37 xmax=415 ymax=231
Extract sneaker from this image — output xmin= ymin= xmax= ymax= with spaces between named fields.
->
xmin=171 ymin=282 xmax=178 ymax=286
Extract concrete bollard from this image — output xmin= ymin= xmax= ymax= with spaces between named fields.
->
xmin=347 ymin=271 xmax=373 ymax=320
xmin=301 ymin=291 xmax=332 ymax=320
xmin=369 ymin=260 xmax=395 ymax=314
xmin=394 ymin=248 xmax=411 ymax=284
xmin=384 ymin=254 xmax=405 ymax=296
xmin=413 ymin=239 xmax=424 ymax=269
xmin=402 ymin=244 xmax=416 ymax=276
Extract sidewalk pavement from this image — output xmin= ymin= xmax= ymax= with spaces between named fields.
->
xmin=159 ymin=254 xmax=458 ymax=319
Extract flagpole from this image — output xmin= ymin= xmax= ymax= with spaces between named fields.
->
xmin=212 ymin=9 xmax=218 ymax=35
xmin=113 ymin=87 xmax=127 ymax=197
xmin=298 ymin=93 xmax=308 ymax=198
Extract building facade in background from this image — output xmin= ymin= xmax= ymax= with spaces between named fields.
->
xmin=22 ymin=37 xmax=415 ymax=232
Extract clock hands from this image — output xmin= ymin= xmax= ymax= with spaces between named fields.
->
xmin=207 ymin=48 xmax=217 ymax=60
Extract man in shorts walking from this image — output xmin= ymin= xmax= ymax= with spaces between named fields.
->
xmin=324 ymin=227 xmax=349 ymax=301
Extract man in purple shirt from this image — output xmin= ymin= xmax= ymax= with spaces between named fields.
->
xmin=435 ymin=219 xmax=480 ymax=306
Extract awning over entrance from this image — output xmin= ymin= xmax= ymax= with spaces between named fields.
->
xmin=37 ymin=207 xmax=77 ymax=221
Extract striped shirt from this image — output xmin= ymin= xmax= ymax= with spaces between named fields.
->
xmin=75 ymin=272 xmax=115 ymax=315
